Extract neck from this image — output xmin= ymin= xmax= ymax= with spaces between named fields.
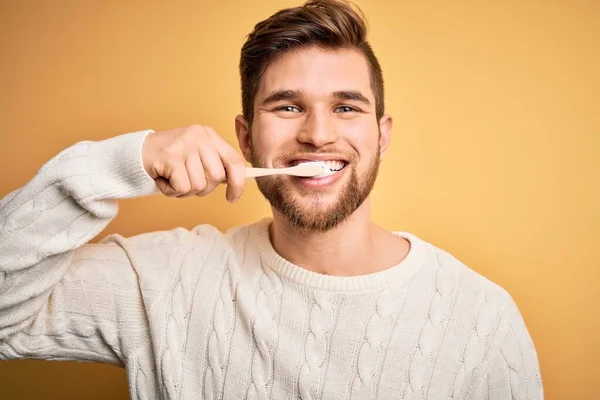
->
xmin=269 ymin=199 xmax=401 ymax=276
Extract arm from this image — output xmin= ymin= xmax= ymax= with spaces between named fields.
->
xmin=0 ymin=124 xmax=247 ymax=366
xmin=0 ymin=130 xmax=183 ymax=365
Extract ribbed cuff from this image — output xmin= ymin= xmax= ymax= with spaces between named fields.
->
xmin=86 ymin=129 xmax=159 ymax=199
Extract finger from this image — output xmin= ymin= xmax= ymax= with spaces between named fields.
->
xmin=157 ymin=163 xmax=191 ymax=197
xmin=216 ymin=142 xmax=246 ymax=203
xmin=179 ymin=153 xmax=206 ymax=198
xmin=196 ymin=132 xmax=226 ymax=196
xmin=205 ymin=126 xmax=246 ymax=202
xmin=155 ymin=177 xmax=171 ymax=195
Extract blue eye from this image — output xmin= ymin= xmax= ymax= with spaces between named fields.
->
xmin=335 ymin=106 xmax=356 ymax=113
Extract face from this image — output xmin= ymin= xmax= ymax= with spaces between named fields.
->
xmin=236 ymin=46 xmax=392 ymax=232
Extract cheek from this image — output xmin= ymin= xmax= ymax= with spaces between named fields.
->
xmin=342 ymin=120 xmax=380 ymax=158
xmin=252 ymin=115 xmax=300 ymax=153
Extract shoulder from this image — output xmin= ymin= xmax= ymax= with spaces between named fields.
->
xmin=402 ymin=232 xmax=532 ymax=358
xmin=401 ymin=232 xmax=515 ymax=314
xmin=405 ymin=233 xmax=541 ymax=396
xmin=131 ymin=219 xmax=265 ymax=263
xmin=431 ymin=242 xmax=527 ymax=351
xmin=427 ymin=244 xmax=543 ymax=398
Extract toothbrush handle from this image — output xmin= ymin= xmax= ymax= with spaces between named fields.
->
xmin=218 ymin=167 xmax=279 ymax=185
xmin=221 ymin=165 xmax=321 ymax=185
xmin=245 ymin=167 xmax=284 ymax=178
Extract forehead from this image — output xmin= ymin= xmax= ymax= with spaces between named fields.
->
xmin=257 ymin=46 xmax=374 ymax=101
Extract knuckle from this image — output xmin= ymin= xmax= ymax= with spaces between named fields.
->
xmin=204 ymin=126 xmax=217 ymax=136
xmin=172 ymin=179 xmax=191 ymax=195
xmin=223 ymin=153 xmax=244 ymax=169
xmin=183 ymin=124 xmax=205 ymax=143
xmin=227 ymin=171 xmax=244 ymax=188
xmin=187 ymin=124 xmax=204 ymax=133
xmin=206 ymin=169 xmax=225 ymax=182
xmin=184 ymin=130 xmax=200 ymax=143
xmin=230 ymin=153 xmax=244 ymax=165
xmin=176 ymin=186 xmax=191 ymax=196
xmin=234 ymin=177 xmax=246 ymax=188
xmin=197 ymin=183 xmax=216 ymax=196
xmin=192 ymin=180 xmax=207 ymax=192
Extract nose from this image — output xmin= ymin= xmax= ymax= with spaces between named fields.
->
xmin=296 ymin=109 xmax=339 ymax=148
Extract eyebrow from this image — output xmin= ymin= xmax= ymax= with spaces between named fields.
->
xmin=332 ymin=90 xmax=371 ymax=105
xmin=260 ymin=89 xmax=371 ymax=106
xmin=260 ymin=90 xmax=302 ymax=105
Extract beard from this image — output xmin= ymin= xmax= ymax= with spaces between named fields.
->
xmin=250 ymin=142 xmax=380 ymax=233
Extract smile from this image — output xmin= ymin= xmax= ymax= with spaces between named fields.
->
xmin=294 ymin=160 xmax=348 ymax=178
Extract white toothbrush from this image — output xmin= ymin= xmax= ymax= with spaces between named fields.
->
xmin=151 ymin=161 xmax=334 ymax=194
xmin=245 ymin=161 xmax=332 ymax=178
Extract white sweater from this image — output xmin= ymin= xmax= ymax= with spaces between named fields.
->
xmin=0 ymin=130 xmax=543 ymax=399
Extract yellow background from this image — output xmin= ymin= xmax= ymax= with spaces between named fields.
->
xmin=1 ymin=0 xmax=598 ymax=398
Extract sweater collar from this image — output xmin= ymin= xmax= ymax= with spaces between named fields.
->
xmin=252 ymin=218 xmax=428 ymax=291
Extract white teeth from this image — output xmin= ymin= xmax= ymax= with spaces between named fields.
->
xmin=296 ymin=160 xmax=346 ymax=178
xmin=323 ymin=160 xmax=345 ymax=171
xmin=296 ymin=160 xmax=344 ymax=170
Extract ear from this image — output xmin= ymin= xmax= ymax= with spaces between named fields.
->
xmin=378 ymin=114 xmax=393 ymax=160
xmin=235 ymin=114 xmax=252 ymax=163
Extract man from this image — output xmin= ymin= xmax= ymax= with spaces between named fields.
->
xmin=0 ymin=0 xmax=542 ymax=398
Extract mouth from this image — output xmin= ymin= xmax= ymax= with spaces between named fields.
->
xmin=290 ymin=159 xmax=348 ymax=178
xmin=281 ymin=158 xmax=348 ymax=186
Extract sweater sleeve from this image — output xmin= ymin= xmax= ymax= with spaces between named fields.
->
xmin=467 ymin=300 xmax=544 ymax=399
xmin=0 ymin=130 xmax=184 ymax=366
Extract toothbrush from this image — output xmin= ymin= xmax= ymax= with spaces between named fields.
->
xmin=151 ymin=161 xmax=334 ymax=194
xmin=246 ymin=161 xmax=332 ymax=178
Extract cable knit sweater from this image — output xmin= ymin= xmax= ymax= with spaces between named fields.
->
xmin=0 ymin=129 xmax=542 ymax=399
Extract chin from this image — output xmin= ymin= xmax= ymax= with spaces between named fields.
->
xmin=257 ymin=158 xmax=378 ymax=233
xmin=296 ymin=196 xmax=339 ymax=213
xmin=271 ymin=190 xmax=358 ymax=233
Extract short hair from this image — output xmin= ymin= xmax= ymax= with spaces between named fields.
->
xmin=239 ymin=0 xmax=384 ymax=125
